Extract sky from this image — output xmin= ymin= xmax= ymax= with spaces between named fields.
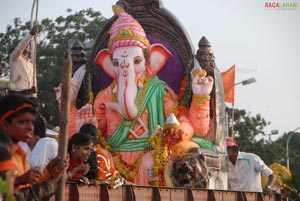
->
xmin=1 ymin=0 xmax=300 ymax=141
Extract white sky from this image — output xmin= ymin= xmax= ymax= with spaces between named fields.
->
xmin=1 ymin=0 xmax=300 ymax=141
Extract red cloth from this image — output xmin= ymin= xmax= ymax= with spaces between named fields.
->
xmin=226 ymin=137 xmax=238 ymax=147
xmin=221 ymin=65 xmax=236 ymax=103
xmin=67 ymin=154 xmax=84 ymax=182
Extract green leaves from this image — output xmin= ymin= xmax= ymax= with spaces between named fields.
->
xmin=0 ymin=8 xmax=108 ymax=125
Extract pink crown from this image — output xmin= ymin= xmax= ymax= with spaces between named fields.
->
xmin=108 ymin=5 xmax=150 ymax=53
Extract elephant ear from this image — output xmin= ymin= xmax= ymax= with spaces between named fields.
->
xmin=94 ymin=49 xmax=117 ymax=79
xmin=147 ymin=44 xmax=172 ymax=76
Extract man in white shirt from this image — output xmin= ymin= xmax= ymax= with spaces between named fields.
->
xmin=9 ymin=25 xmax=38 ymax=97
xmin=226 ymin=137 xmax=275 ymax=193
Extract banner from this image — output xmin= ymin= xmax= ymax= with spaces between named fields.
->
xmin=221 ymin=65 xmax=236 ymax=103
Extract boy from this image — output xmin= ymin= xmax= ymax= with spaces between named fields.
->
xmin=0 ymin=95 xmax=65 ymax=188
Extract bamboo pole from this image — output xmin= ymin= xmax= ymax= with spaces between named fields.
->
xmin=30 ymin=0 xmax=38 ymax=97
xmin=33 ymin=0 xmax=38 ymax=93
xmin=56 ymin=52 xmax=72 ymax=201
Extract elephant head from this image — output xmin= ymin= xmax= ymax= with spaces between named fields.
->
xmin=94 ymin=6 xmax=171 ymax=120
xmin=95 ymin=44 xmax=171 ymax=120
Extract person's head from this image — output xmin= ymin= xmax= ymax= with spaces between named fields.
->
xmin=33 ymin=114 xmax=46 ymax=138
xmin=226 ymin=137 xmax=239 ymax=157
xmin=79 ymin=123 xmax=98 ymax=144
xmin=0 ymin=95 xmax=37 ymax=143
xmin=68 ymin=132 xmax=94 ymax=162
xmin=27 ymin=114 xmax=46 ymax=148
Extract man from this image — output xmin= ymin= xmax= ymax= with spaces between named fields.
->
xmin=9 ymin=24 xmax=38 ymax=97
xmin=226 ymin=136 xmax=275 ymax=193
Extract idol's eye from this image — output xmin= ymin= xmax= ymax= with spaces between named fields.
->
xmin=134 ymin=57 xmax=143 ymax=65
xmin=113 ymin=60 xmax=119 ymax=67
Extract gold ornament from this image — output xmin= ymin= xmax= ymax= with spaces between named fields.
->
xmin=112 ymin=5 xmax=125 ymax=16
xmin=192 ymin=68 xmax=207 ymax=78
xmin=192 ymin=95 xmax=210 ymax=108
xmin=108 ymin=28 xmax=150 ymax=51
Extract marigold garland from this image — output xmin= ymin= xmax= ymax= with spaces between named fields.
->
xmin=97 ymin=129 xmax=145 ymax=181
xmin=147 ymin=128 xmax=169 ymax=186
xmin=177 ymin=75 xmax=188 ymax=102
xmin=177 ymin=105 xmax=187 ymax=117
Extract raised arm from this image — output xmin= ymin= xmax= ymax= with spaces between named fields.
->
xmin=9 ymin=25 xmax=38 ymax=61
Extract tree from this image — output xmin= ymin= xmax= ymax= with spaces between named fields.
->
xmin=227 ymin=108 xmax=268 ymax=147
xmin=226 ymin=108 xmax=286 ymax=165
xmin=227 ymin=107 xmax=299 ymax=193
xmin=276 ymin=132 xmax=300 ymax=191
xmin=0 ymin=8 xmax=108 ymax=126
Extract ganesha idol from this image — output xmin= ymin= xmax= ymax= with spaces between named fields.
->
xmin=58 ymin=6 xmax=214 ymax=186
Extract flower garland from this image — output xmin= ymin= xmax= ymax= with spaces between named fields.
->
xmin=97 ymin=129 xmax=145 ymax=181
xmin=147 ymin=127 xmax=169 ymax=186
xmin=177 ymin=74 xmax=188 ymax=102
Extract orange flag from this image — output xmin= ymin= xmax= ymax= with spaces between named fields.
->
xmin=221 ymin=65 xmax=236 ymax=103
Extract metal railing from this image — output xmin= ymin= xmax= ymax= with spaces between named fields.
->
xmin=50 ymin=183 xmax=282 ymax=201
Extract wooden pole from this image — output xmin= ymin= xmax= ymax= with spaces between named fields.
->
xmin=33 ymin=0 xmax=38 ymax=93
xmin=30 ymin=0 xmax=38 ymax=97
xmin=56 ymin=52 xmax=72 ymax=201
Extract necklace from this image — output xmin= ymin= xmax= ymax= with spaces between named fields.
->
xmin=98 ymin=129 xmax=147 ymax=181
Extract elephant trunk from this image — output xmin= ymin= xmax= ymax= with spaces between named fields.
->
xmin=116 ymin=59 xmax=138 ymax=120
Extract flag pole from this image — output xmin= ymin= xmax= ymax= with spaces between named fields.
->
xmin=231 ymin=103 xmax=235 ymax=138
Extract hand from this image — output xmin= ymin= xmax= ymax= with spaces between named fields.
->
xmin=191 ymin=67 xmax=214 ymax=96
xmin=263 ymin=186 xmax=273 ymax=194
xmin=15 ymin=169 xmax=43 ymax=186
xmin=75 ymin=103 xmax=98 ymax=131
xmin=30 ymin=24 xmax=38 ymax=36
xmin=78 ymin=176 xmax=90 ymax=185
xmin=54 ymin=65 xmax=86 ymax=104
xmin=31 ymin=86 xmax=37 ymax=93
xmin=74 ymin=163 xmax=90 ymax=175
xmin=46 ymin=155 xmax=69 ymax=181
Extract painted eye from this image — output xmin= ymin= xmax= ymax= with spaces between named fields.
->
xmin=134 ymin=58 xmax=142 ymax=65
xmin=113 ymin=60 xmax=119 ymax=67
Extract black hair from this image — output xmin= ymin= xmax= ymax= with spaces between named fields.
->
xmin=67 ymin=132 xmax=93 ymax=154
xmin=0 ymin=95 xmax=37 ymax=123
xmin=34 ymin=114 xmax=46 ymax=138
xmin=79 ymin=123 xmax=98 ymax=143
xmin=27 ymin=97 xmax=41 ymax=111
xmin=79 ymin=124 xmax=99 ymax=180
xmin=0 ymin=131 xmax=12 ymax=147
xmin=0 ymin=143 xmax=12 ymax=179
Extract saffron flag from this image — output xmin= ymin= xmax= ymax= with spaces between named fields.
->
xmin=221 ymin=65 xmax=236 ymax=103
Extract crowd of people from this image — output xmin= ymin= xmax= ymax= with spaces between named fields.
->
xmin=0 ymin=94 xmax=118 ymax=200
xmin=0 ymin=95 xmax=66 ymax=200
